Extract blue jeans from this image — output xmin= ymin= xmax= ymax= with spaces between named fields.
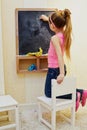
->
xmin=45 ymin=66 xmax=83 ymax=100
xmin=44 ymin=65 xmax=83 ymax=100
xmin=45 ymin=65 xmax=72 ymax=99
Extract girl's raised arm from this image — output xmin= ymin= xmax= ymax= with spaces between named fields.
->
xmin=40 ymin=15 xmax=49 ymax=22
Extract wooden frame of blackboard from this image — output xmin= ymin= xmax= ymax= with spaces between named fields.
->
xmin=15 ymin=8 xmax=55 ymax=73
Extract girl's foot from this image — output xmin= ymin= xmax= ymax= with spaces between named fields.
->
xmin=76 ymin=92 xmax=80 ymax=112
xmin=81 ymin=90 xmax=87 ymax=107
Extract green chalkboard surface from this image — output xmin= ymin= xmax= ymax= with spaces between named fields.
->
xmin=16 ymin=8 xmax=54 ymax=55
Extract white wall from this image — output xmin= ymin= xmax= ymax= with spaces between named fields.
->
xmin=0 ymin=0 xmax=5 ymax=95
xmin=24 ymin=0 xmax=48 ymax=8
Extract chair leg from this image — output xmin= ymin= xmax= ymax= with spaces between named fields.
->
xmin=71 ymin=107 xmax=75 ymax=126
xmin=38 ymin=103 xmax=42 ymax=122
xmin=51 ymin=110 xmax=56 ymax=130
xmin=15 ymin=106 xmax=20 ymax=130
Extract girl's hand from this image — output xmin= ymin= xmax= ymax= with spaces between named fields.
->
xmin=40 ymin=15 xmax=49 ymax=22
xmin=57 ymin=74 xmax=64 ymax=84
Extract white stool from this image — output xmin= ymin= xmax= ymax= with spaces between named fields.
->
xmin=0 ymin=95 xmax=19 ymax=130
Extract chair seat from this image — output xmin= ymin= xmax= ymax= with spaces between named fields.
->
xmin=0 ymin=95 xmax=18 ymax=109
xmin=38 ymin=96 xmax=73 ymax=109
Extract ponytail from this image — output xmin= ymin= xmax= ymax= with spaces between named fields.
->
xmin=64 ymin=9 xmax=72 ymax=59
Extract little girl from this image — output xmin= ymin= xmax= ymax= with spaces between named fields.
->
xmin=40 ymin=9 xmax=87 ymax=111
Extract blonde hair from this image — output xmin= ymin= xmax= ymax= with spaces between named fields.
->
xmin=51 ymin=9 xmax=72 ymax=59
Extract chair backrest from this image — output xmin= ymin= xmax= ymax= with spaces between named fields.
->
xmin=52 ymin=76 xmax=76 ymax=101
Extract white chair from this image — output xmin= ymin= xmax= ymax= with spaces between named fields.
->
xmin=37 ymin=76 xmax=76 ymax=130
xmin=0 ymin=95 xmax=19 ymax=130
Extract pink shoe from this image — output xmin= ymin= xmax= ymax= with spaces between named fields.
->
xmin=76 ymin=92 xmax=80 ymax=112
xmin=81 ymin=90 xmax=87 ymax=107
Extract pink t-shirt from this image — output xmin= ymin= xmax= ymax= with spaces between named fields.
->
xmin=48 ymin=32 xmax=64 ymax=68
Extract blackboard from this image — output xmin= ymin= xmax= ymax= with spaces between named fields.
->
xmin=16 ymin=9 xmax=54 ymax=55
